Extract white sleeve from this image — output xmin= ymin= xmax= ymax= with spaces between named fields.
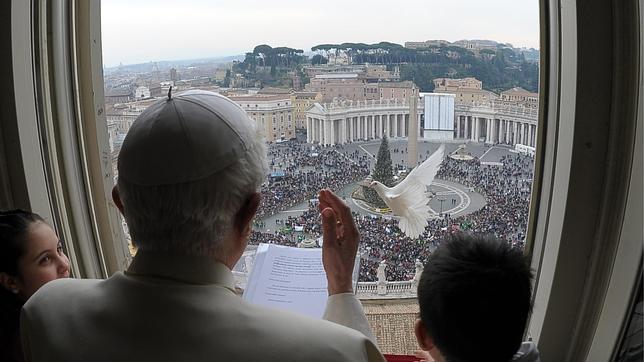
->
xmin=323 ymin=292 xmax=376 ymax=342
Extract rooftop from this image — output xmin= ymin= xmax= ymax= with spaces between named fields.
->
xmin=314 ymin=73 xmax=360 ymax=79
xmin=105 ymin=88 xmax=132 ymax=97
xmin=502 ymin=87 xmax=538 ymax=96
xmin=378 ymin=81 xmax=415 ymax=89
xmin=228 ymin=94 xmax=292 ymax=102
xmin=258 ymin=87 xmax=294 ymax=95
xmin=292 ymin=91 xmax=320 ymax=99
xmin=363 ymin=299 xmax=420 ymax=355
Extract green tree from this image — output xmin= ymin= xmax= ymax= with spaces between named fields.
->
xmin=311 ymin=54 xmax=328 ymax=65
xmin=363 ymin=136 xmax=394 ymax=208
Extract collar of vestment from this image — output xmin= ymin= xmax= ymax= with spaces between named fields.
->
xmin=126 ymin=250 xmax=236 ymax=291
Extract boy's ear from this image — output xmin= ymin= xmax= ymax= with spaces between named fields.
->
xmin=112 ymin=186 xmax=124 ymax=214
xmin=414 ymin=319 xmax=435 ymax=351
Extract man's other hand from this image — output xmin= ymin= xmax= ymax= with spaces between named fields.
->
xmin=318 ymin=189 xmax=360 ymax=295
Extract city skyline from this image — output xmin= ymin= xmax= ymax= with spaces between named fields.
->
xmin=101 ymin=0 xmax=540 ymax=67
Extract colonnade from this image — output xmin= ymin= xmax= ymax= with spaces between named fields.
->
xmin=307 ymin=113 xmax=412 ymax=146
xmin=454 ymin=114 xmax=538 ymax=148
xmin=304 ymin=100 xmax=538 ymax=148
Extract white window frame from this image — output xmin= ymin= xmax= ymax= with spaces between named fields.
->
xmin=10 ymin=0 xmax=129 ymax=278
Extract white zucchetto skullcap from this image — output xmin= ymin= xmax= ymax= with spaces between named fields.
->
xmin=117 ymin=90 xmax=255 ymax=186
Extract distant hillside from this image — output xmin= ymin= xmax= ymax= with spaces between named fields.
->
xmin=232 ymin=41 xmax=539 ymax=93
xmin=104 ymin=55 xmax=244 ymax=74
xmin=398 ymin=46 xmax=539 ymax=93
xmin=308 ymin=42 xmax=538 ymax=93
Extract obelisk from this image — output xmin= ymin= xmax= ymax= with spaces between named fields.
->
xmin=406 ymin=87 xmax=419 ymax=168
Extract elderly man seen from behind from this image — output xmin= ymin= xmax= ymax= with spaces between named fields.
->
xmin=21 ymin=90 xmax=384 ymax=362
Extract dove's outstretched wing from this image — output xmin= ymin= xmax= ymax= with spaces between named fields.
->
xmin=386 ymin=144 xmax=445 ymax=239
xmin=393 ymin=144 xmax=445 ymax=190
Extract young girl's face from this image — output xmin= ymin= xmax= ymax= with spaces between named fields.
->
xmin=15 ymin=221 xmax=70 ymax=300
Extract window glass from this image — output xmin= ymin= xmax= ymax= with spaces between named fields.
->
xmin=616 ymin=279 xmax=643 ymax=361
xmin=101 ymin=0 xmax=539 ymax=355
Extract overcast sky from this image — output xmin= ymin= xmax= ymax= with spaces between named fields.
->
xmin=101 ymin=0 xmax=540 ymax=67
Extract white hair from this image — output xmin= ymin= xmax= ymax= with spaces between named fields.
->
xmin=117 ymin=126 xmax=268 ymax=258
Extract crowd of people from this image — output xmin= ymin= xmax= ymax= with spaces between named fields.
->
xmin=252 ymin=141 xmax=535 ymax=283
xmin=256 ymin=142 xmax=371 ymax=219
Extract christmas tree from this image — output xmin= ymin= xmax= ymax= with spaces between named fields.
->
xmin=363 ymin=136 xmax=395 ymax=208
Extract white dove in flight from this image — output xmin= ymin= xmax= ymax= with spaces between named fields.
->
xmin=368 ymin=144 xmax=445 ymax=239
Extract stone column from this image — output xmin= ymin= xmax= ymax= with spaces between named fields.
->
xmin=400 ymin=115 xmax=405 ymax=138
xmin=513 ymin=122 xmax=519 ymax=145
xmin=356 ymin=117 xmax=360 ymax=140
xmin=364 ymin=116 xmax=369 ymax=140
xmin=456 ymin=115 xmax=461 ymax=139
xmin=385 ymin=114 xmax=391 ymax=138
xmin=373 ymin=115 xmax=377 ymax=139
xmin=391 ymin=114 xmax=396 ymax=138
xmin=490 ymin=119 xmax=495 ymax=143
xmin=355 ymin=116 xmax=359 ymax=140
xmin=306 ymin=117 xmax=311 ymax=143
xmin=363 ymin=116 xmax=367 ymax=139
xmin=333 ymin=119 xmax=337 ymax=145
xmin=474 ymin=117 xmax=481 ymax=142
xmin=363 ymin=116 xmax=368 ymax=139
xmin=474 ymin=116 xmax=478 ymax=141
xmin=345 ymin=118 xmax=349 ymax=143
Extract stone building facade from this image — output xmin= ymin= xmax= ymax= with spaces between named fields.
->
xmin=229 ymin=95 xmax=295 ymax=142
xmin=290 ymin=91 xmax=322 ymax=130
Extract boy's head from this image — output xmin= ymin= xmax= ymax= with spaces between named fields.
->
xmin=415 ymin=233 xmax=533 ymax=362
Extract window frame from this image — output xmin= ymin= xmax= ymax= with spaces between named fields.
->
xmin=527 ymin=0 xmax=642 ymax=360
xmin=9 ymin=0 xmax=129 ymax=278
xmin=6 ymin=0 xmax=642 ymax=360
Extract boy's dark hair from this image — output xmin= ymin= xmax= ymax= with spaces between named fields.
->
xmin=417 ymin=233 xmax=533 ymax=362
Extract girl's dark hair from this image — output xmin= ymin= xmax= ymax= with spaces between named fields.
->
xmin=0 ymin=209 xmax=45 ymax=359
xmin=0 ymin=209 xmax=44 ymax=276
